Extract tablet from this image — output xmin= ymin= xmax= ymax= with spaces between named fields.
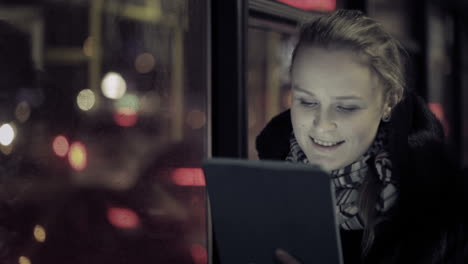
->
xmin=203 ymin=158 xmax=343 ymax=264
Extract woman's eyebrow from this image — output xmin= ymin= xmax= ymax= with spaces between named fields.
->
xmin=292 ymin=85 xmax=315 ymax=96
xmin=293 ymin=85 xmax=363 ymax=100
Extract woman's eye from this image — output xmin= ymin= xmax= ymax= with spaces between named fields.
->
xmin=337 ymin=106 xmax=359 ymax=112
xmin=299 ymin=100 xmax=318 ymax=107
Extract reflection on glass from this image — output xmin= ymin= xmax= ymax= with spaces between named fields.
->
xmin=52 ymin=135 xmax=70 ymax=157
xmin=77 ymin=89 xmax=96 ymax=111
xmin=68 ymin=142 xmax=87 ymax=171
xmin=101 ymin=72 xmax=127 ymax=100
xmin=33 ymin=224 xmax=47 ymax=243
xmin=0 ymin=1 xmax=208 ymax=263
xmin=15 ymin=101 xmax=32 ymax=123
xmin=0 ymin=123 xmax=15 ymax=146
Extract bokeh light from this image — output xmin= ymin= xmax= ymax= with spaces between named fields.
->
xmin=83 ymin=36 xmax=94 ymax=57
xmin=428 ymin=102 xmax=449 ymax=136
xmin=52 ymin=135 xmax=69 ymax=157
xmin=101 ymin=72 xmax=127 ymax=100
xmin=186 ymin=110 xmax=206 ymax=129
xmin=18 ymin=256 xmax=31 ymax=264
xmin=140 ymin=91 xmax=161 ymax=114
xmin=107 ymin=207 xmax=140 ymax=229
xmin=115 ymin=94 xmax=139 ymax=112
xmin=15 ymin=101 xmax=31 ymax=123
xmin=171 ymin=168 xmax=206 ymax=186
xmin=114 ymin=108 xmax=138 ymax=127
xmin=191 ymin=244 xmax=208 ymax=264
xmin=0 ymin=123 xmax=15 ymax=146
xmin=68 ymin=142 xmax=87 ymax=171
xmin=77 ymin=89 xmax=96 ymax=111
xmin=135 ymin=52 xmax=156 ymax=73
xmin=33 ymin=224 xmax=46 ymax=243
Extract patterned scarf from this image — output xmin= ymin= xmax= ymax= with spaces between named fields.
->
xmin=285 ymin=125 xmax=398 ymax=230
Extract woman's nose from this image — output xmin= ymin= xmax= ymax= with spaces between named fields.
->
xmin=313 ymin=111 xmax=337 ymax=132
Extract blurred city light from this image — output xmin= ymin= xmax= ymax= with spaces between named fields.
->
xmin=0 ymin=123 xmax=15 ymax=146
xmin=18 ymin=256 xmax=31 ymax=264
xmin=15 ymin=101 xmax=31 ymax=123
xmin=83 ymin=36 xmax=94 ymax=57
xmin=428 ymin=102 xmax=449 ymax=136
xmin=77 ymin=89 xmax=96 ymax=111
xmin=114 ymin=108 xmax=138 ymax=127
xmin=171 ymin=168 xmax=206 ymax=186
xmin=115 ymin=94 xmax=139 ymax=112
xmin=107 ymin=207 xmax=140 ymax=229
xmin=140 ymin=91 xmax=161 ymax=114
xmin=186 ymin=110 xmax=206 ymax=129
xmin=277 ymin=0 xmax=336 ymax=11
xmin=190 ymin=244 xmax=208 ymax=264
xmin=33 ymin=224 xmax=46 ymax=243
xmin=52 ymin=135 xmax=70 ymax=157
xmin=135 ymin=52 xmax=156 ymax=73
xmin=101 ymin=72 xmax=127 ymax=100
xmin=68 ymin=142 xmax=87 ymax=171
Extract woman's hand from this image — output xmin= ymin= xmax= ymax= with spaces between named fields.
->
xmin=275 ymin=249 xmax=302 ymax=264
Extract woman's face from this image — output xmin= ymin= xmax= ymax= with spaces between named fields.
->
xmin=290 ymin=47 xmax=389 ymax=171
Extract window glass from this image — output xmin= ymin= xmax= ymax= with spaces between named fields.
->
xmin=0 ymin=1 xmax=208 ymax=263
xmin=247 ymin=19 xmax=297 ymax=159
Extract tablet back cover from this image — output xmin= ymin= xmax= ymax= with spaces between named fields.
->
xmin=203 ymin=158 xmax=343 ymax=264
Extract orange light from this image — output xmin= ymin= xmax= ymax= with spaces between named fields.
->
xmin=68 ymin=142 xmax=87 ymax=171
xmin=107 ymin=207 xmax=140 ymax=229
xmin=52 ymin=135 xmax=69 ymax=157
xmin=114 ymin=108 xmax=138 ymax=127
xmin=171 ymin=168 xmax=206 ymax=186
xmin=190 ymin=244 xmax=208 ymax=264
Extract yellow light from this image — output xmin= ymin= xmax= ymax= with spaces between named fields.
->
xmin=68 ymin=142 xmax=87 ymax=171
xmin=18 ymin=256 xmax=31 ymax=264
xmin=33 ymin=224 xmax=46 ymax=243
xmin=101 ymin=72 xmax=127 ymax=100
xmin=135 ymin=53 xmax=156 ymax=73
xmin=83 ymin=36 xmax=94 ymax=57
xmin=15 ymin=102 xmax=31 ymax=123
xmin=77 ymin=89 xmax=96 ymax=111
xmin=0 ymin=123 xmax=15 ymax=146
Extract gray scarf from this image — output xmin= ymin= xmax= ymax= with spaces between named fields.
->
xmin=285 ymin=125 xmax=398 ymax=230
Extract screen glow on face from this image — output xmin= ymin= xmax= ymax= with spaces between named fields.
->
xmin=290 ymin=47 xmax=386 ymax=171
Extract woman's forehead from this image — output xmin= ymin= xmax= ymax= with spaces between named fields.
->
xmin=291 ymin=47 xmax=383 ymax=99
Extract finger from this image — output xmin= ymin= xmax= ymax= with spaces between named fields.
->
xmin=275 ymin=249 xmax=302 ymax=264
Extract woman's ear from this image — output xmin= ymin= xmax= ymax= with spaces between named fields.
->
xmin=382 ymin=104 xmax=392 ymax=122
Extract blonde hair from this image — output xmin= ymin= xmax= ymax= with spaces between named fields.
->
xmin=291 ymin=9 xmax=406 ymax=109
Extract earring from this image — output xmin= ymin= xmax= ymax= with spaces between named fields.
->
xmin=382 ymin=113 xmax=391 ymax=122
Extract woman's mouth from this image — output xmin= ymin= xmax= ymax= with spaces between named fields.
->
xmin=311 ymin=137 xmax=345 ymax=149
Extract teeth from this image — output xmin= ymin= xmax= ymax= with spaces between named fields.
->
xmin=312 ymin=138 xmax=342 ymax=147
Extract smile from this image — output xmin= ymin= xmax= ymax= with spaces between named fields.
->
xmin=311 ymin=137 xmax=345 ymax=147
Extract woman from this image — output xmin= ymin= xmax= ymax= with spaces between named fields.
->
xmin=256 ymin=10 xmax=466 ymax=264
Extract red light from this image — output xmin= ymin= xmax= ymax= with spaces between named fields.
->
xmin=190 ymin=244 xmax=208 ymax=264
xmin=171 ymin=168 xmax=206 ymax=186
xmin=107 ymin=207 xmax=140 ymax=229
xmin=52 ymin=135 xmax=69 ymax=157
xmin=114 ymin=108 xmax=138 ymax=127
xmin=277 ymin=0 xmax=336 ymax=11
xmin=428 ymin=103 xmax=449 ymax=136
xmin=68 ymin=142 xmax=87 ymax=171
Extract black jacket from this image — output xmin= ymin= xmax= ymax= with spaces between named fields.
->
xmin=256 ymin=91 xmax=467 ymax=263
